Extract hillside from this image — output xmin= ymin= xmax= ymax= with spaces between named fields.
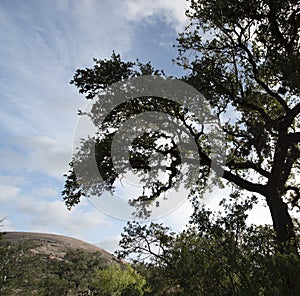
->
xmin=2 ymin=231 xmax=120 ymax=264
xmin=0 ymin=231 xmax=130 ymax=295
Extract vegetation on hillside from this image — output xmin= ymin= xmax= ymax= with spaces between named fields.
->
xmin=0 ymin=234 xmax=148 ymax=296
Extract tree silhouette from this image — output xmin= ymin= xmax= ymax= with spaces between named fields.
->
xmin=63 ymin=0 xmax=299 ymax=253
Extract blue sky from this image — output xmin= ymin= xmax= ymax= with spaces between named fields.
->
xmin=0 ymin=0 xmax=272 ymax=253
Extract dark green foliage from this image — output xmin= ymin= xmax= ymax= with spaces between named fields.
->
xmin=62 ymin=57 xmax=167 ymax=213
xmin=0 ymin=237 xmax=148 ymax=296
xmin=0 ymin=239 xmax=46 ymax=295
xmin=117 ymin=198 xmax=300 ymax=295
xmin=70 ymin=52 xmax=164 ymax=100
xmin=176 ymin=0 xmax=300 ymax=250
xmin=63 ymin=0 xmax=299 ymax=251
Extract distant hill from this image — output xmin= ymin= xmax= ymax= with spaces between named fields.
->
xmin=0 ymin=231 xmax=125 ymax=295
xmin=2 ymin=231 xmax=121 ymax=265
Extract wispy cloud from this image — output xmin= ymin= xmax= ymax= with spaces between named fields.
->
xmin=0 ymin=135 xmax=71 ymax=179
xmin=0 ymin=0 xmax=198 ymax=247
xmin=1 ymin=184 xmax=112 ymax=241
xmin=0 ymin=184 xmax=21 ymax=203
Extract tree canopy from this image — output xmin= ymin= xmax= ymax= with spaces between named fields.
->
xmin=63 ymin=0 xmax=299 ymax=252
xmin=176 ymin=0 xmax=300 ymax=251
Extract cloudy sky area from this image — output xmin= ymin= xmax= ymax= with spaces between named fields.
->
xmin=0 ymin=0 xmax=272 ymax=253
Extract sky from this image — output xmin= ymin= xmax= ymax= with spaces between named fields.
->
xmin=0 ymin=0 xmax=273 ymax=253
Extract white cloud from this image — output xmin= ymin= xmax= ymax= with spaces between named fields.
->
xmin=160 ymin=198 xmax=192 ymax=232
xmin=24 ymin=136 xmax=72 ymax=178
xmin=0 ymin=185 xmax=21 ymax=203
xmin=0 ymin=0 xmax=137 ymax=139
xmin=0 ymin=0 xmax=196 ymax=247
xmin=0 ymin=135 xmax=72 ymax=179
xmin=30 ymin=187 xmax=58 ymax=198
xmin=96 ymin=235 xmax=121 ymax=254
xmin=14 ymin=196 xmax=110 ymax=241
xmin=0 ymin=176 xmax=118 ymax=243
xmin=0 ymin=215 xmax=16 ymax=231
xmin=125 ymin=0 xmax=189 ymax=32
xmin=0 ymin=175 xmax=26 ymax=186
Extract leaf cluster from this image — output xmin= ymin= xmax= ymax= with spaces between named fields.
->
xmin=117 ymin=197 xmax=300 ymax=295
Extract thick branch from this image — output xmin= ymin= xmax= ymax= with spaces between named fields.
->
xmin=268 ymin=131 xmax=289 ymax=189
xmin=239 ymin=101 xmax=277 ymax=129
xmin=191 ymin=145 xmax=267 ymax=196
xmin=278 ymin=145 xmax=300 ymax=190
xmin=238 ymin=43 xmax=288 ymax=111
xmin=284 ymin=103 xmax=300 ymax=126
xmin=267 ymin=4 xmax=289 ymax=50
xmin=181 ymin=114 xmax=268 ymax=196
xmin=287 ymin=132 xmax=300 ymax=144
xmin=226 ymin=160 xmax=270 ymax=178
xmin=222 ymin=169 xmax=267 ymax=196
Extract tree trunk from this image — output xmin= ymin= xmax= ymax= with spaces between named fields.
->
xmin=266 ymin=192 xmax=300 ymax=295
xmin=266 ymin=192 xmax=298 ymax=254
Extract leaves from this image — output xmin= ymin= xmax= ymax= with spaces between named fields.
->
xmin=64 ymin=0 xmax=299 ymax=248
xmin=117 ymin=198 xmax=300 ymax=295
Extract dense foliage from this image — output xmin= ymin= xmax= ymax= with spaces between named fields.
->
xmin=0 ymin=237 xmax=148 ymax=296
xmin=117 ymin=197 xmax=300 ymax=295
xmin=61 ymin=0 xmax=299 ymax=294
xmin=176 ymin=0 xmax=300 ymax=251
xmin=63 ymin=0 xmax=299 ymax=252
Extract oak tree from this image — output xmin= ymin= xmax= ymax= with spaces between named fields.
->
xmin=63 ymin=0 xmax=299 ymax=252
xmin=176 ymin=0 xmax=299 ymax=252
